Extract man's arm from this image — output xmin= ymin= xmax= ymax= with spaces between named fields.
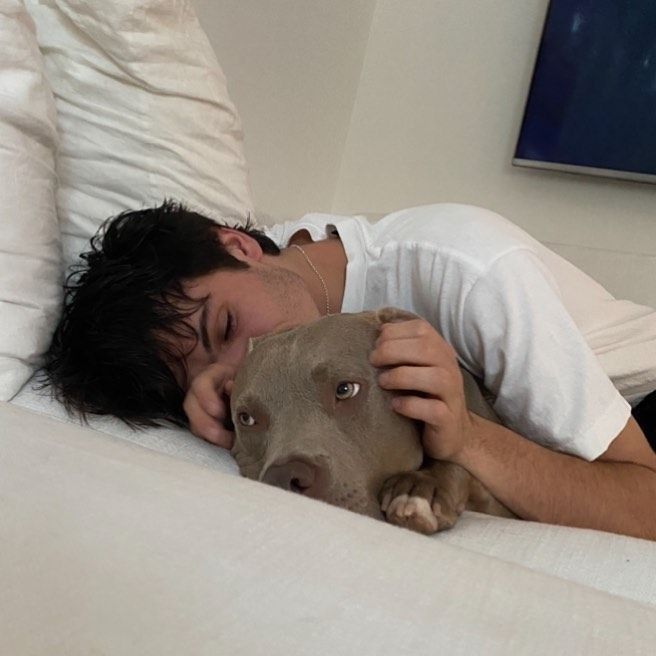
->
xmin=454 ymin=414 xmax=656 ymax=540
xmin=373 ymin=318 xmax=656 ymax=541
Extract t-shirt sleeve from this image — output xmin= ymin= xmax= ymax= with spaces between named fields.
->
xmin=458 ymin=248 xmax=631 ymax=461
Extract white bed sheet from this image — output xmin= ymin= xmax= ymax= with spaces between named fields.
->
xmin=4 ymin=399 xmax=655 ymax=655
xmin=10 ymin=373 xmax=656 ymax=608
xmin=11 ymin=373 xmax=238 ymax=476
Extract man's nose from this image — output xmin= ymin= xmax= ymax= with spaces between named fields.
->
xmin=260 ymin=456 xmax=329 ymax=499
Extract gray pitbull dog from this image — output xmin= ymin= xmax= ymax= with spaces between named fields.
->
xmin=230 ymin=307 xmax=515 ymax=534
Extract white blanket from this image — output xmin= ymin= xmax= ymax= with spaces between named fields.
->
xmin=2 ymin=401 xmax=656 ymax=655
xmin=10 ymin=376 xmax=656 ymax=610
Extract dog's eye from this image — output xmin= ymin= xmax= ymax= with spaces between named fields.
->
xmin=335 ymin=382 xmax=360 ymax=400
xmin=237 ymin=412 xmax=256 ymax=427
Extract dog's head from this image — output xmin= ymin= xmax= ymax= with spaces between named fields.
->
xmin=230 ymin=308 xmax=424 ymax=518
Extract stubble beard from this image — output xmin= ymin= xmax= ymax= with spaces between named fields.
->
xmin=254 ymin=265 xmax=321 ymax=324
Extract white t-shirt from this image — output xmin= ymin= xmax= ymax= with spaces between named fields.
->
xmin=265 ymin=204 xmax=656 ymax=460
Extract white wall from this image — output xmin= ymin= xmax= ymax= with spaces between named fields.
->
xmin=193 ymin=0 xmax=376 ymax=220
xmin=195 ymin=0 xmax=656 ymax=306
xmin=331 ymin=0 xmax=656 ymax=304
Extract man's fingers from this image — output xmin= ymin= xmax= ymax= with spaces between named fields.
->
xmin=184 ymin=394 xmax=219 ymax=437
xmin=182 ymin=363 xmax=238 ymax=449
xmin=378 ymin=365 xmax=460 ymax=400
xmin=188 ymin=364 xmax=235 ymax=418
xmin=391 ymin=394 xmax=451 ymax=427
xmin=209 ymin=426 xmax=235 ymax=450
xmin=377 ymin=319 xmax=455 ymax=350
xmin=184 ymin=392 xmax=233 ymax=447
xmin=185 ymin=396 xmax=234 ymax=448
xmin=370 ymin=337 xmax=423 ymax=367
xmin=370 ymin=337 xmax=454 ymax=368
xmin=371 ymin=325 xmax=457 ymax=367
xmin=188 ymin=383 xmax=224 ymax=419
xmin=378 ymin=319 xmax=428 ymax=339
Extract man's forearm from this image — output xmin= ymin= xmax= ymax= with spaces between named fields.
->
xmin=454 ymin=415 xmax=656 ymax=540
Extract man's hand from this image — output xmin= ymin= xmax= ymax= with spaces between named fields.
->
xmin=183 ymin=362 xmax=236 ymax=449
xmin=368 ymin=317 xmax=656 ymax=539
xmin=370 ymin=318 xmax=474 ymax=462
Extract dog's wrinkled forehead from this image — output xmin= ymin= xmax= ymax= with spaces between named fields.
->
xmin=232 ymin=308 xmax=425 ymax=410
xmin=262 ymin=314 xmax=375 ymax=365
xmin=234 ymin=313 xmax=380 ymax=399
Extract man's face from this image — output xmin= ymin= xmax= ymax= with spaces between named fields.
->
xmin=175 ymin=261 xmax=322 ymax=389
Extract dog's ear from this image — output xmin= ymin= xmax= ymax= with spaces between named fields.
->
xmin=247 ymin=325 xmax=298 ymax=355
xmin=358 ymin=307 xmax=419 ymax=330
xmin=247 ymin=334 xmax=271 ymax=353
xmin=374 ymin=306 xmax=420 ymax=325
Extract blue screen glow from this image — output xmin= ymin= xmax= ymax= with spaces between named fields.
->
xmin=514 ymin=0 xmax=656 ymax=181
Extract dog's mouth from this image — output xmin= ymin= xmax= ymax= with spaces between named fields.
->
xmin=255 ymin=454 xmax=384 ymax=514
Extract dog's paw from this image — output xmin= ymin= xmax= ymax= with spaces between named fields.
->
xmin=379 ymin=470 xmax=465 ymax=535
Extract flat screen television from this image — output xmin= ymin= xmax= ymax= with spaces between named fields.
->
xmin=513 ymin=0 xmax=656 ymax=185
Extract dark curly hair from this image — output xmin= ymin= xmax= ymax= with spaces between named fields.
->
xmin=40 ymin=200 xmax=280 ymax=429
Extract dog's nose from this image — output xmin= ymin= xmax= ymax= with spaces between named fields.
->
xmin=261 ymin=457 xmax=327 ymax=498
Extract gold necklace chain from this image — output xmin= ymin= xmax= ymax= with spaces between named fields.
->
xmin=290 ymin=244 xmax=331 ymax=316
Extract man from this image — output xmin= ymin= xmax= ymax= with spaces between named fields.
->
xmin=45 ymin=200 xmax=656 ymax=539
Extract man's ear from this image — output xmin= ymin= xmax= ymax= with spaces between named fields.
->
xmin=213 ymin=226 xmax=263 ymax=262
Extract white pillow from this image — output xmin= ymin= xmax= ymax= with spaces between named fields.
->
xmin=0 ymin=0 xmax=62 ymax=400
xmin=25 ymin=0 xmax=255 ymax=268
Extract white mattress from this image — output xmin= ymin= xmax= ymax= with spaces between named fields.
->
xmin=12 ymin=373 xmax=238 ymax=476
xmin=9 ymin=374 xmax=656 ymax=610
xmin=3 ymin=400 xmax=656 ymax=655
